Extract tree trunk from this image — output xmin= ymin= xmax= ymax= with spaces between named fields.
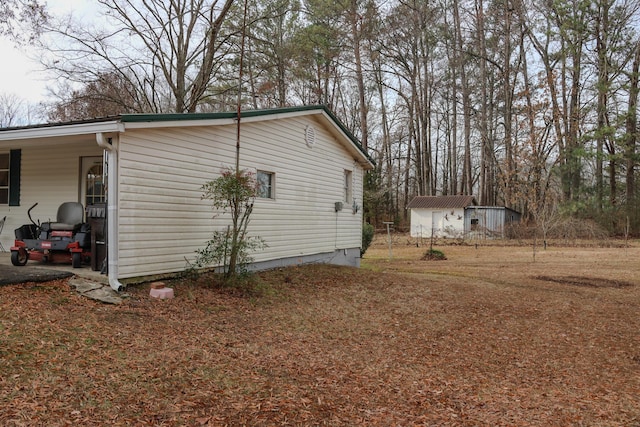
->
xmin=350 ymin=0 xmax=369 ymax=151
xmin=502 ymin=0 xmax=515 ymax=207
xmin=595 ymin=3 xmax=610 ymax=212
xmin=475 ymin=0 xmax=491 ymax=204
xmin=453 ymin=0 xmax=473 ymax=196
xmin=625 ymin=41 xmax=640 ymax=232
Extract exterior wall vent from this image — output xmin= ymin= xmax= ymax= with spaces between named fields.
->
xmin=305 ymin=125 xmax=316 ymax=148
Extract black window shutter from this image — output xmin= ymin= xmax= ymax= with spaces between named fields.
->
xmin=9 ymin=149 xmax=21 ymax=206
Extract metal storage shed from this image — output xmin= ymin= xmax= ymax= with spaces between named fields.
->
xmin=464 ymin=206 xmax=521 ymax=239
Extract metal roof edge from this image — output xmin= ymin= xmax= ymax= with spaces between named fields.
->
xmin=0 ymin=105 xmax=374 ymax=168
xmin=120 ymin=105 xmax=374 ymax=169
xmin=317 ymin=107 xmax=375 ymax=169
xmin=119 ymin=104 xmax=325 ymax=123
xmin=465 ymin=205 xmax=521 ymax=214
xmin=0 ymin=115 xmax=122 ymax=132
xmin=0 ymin=119 xmax=122 ymax=140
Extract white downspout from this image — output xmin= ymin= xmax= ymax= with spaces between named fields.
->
xmin=96 ymin=132 xmax=125 ymax=292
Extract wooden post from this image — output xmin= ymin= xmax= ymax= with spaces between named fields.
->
xmin=383 ymin=221 xmax=394 ymax=260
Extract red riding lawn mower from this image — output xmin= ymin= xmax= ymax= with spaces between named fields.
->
xmin=11 ymin=202 xmax=91 ymax=268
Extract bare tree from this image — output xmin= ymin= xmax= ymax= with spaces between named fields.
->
xmin=47 ymin=72 xmax=140 ymax=121
xmin=0 ymin=93 xmax=45 ymax=126
xmin=625 ymin=41 xmax=640 ymax=209
xmin=244 ymin=0 xmax=300 ymax=108
xmin=41 ymin=0 xmax=235 ymax=114
xmin=0 ymin=93 xmax=24 ymax=126
xmin=21 ymin=0 xmax=640 ymax=233
xmin=0 ymin=0 xmax=47 ymax=42
xmin=345 ymin=0 xmax=374 ymax=151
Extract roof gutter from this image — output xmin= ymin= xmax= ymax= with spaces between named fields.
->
xmin=96 ymin=132 xmax=125 ymax=292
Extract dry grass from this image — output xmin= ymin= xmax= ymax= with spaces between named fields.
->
xmin=1 ymin=237 xmax=639 ymax=426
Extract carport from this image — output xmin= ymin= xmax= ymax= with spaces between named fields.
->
xmin=0 ymin=119 xmax=122 ymax=290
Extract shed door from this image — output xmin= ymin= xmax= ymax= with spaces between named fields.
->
xmin=432 ymin=211 xmax=443 ymax=235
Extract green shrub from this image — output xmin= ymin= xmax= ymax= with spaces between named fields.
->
xmin=195 ymin=168 xmax=266 ymax=285
xmin=361 ymin=223 xmax=375 ymax=256
xmin=421 ymin=248 xmax=447 ymax=261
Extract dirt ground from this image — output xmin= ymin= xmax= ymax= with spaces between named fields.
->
xmin=1 ymin=236 xmax=639 ymax=426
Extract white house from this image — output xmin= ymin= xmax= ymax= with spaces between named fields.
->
xmin=407 ymin=195 xmax=477 ymax=238
xmin=0 ymin=105 xmax=374 ymax=290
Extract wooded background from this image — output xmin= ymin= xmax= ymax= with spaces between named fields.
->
xmin=2 ymin=0 xmax=640 ymax=235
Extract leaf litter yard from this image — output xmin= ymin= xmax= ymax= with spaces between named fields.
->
xmin=1 ymin=240 xmax=640 ymax=426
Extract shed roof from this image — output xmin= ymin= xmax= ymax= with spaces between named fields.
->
xmin=465 ymin=205 xmax=521 ymax=214
xmin=407 ymin=195 xmax=478 ymax=209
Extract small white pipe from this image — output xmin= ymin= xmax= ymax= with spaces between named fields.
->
xmin=96 ymin=132 xmax=125 ymax=292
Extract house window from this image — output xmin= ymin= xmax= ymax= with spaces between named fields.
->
xmin=344 ymin=170 xmax=352 ymax=203
xmin=471 ymin=218 xmax=479 ymax=231
xmin=0 ymin=153 xmax=8 ymax=205
xmin=257 ymin=170 xmax=274 ymax=199
xmin=85 ymin=164 xmax=106 ymax=205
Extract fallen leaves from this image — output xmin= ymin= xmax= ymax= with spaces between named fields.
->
xmin=1 ymin=243 xmax=640 ymax=426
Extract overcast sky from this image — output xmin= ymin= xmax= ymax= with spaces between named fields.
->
xmin=0 ymin=0 xmax=100 ymax=103
xmin=0 ymin=40 xmax=46 ymax=102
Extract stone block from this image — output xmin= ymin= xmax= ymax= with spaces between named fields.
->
xmin=150 ymin=281 xmax=165 ymax=289
xmin=150 ymin=287 xmax=174 ymax=299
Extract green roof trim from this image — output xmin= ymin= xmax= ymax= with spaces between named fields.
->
xmin=120 ymin=104 xmax=324 ymax=123
xmin=0 ymin=104 xmax=374 ymax=166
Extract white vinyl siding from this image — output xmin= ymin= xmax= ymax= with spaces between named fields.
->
xmin=116 ymin=116 xmax=365 ymax=278
xmin=21 ymin=144 xmax=104 ymax=209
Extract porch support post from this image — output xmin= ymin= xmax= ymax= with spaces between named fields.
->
xmin=96 ymin=132 xmax=125 ymax=292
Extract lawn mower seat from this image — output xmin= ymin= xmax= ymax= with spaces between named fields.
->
xmin=49 ymin=202 xmax=85 ymax=231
